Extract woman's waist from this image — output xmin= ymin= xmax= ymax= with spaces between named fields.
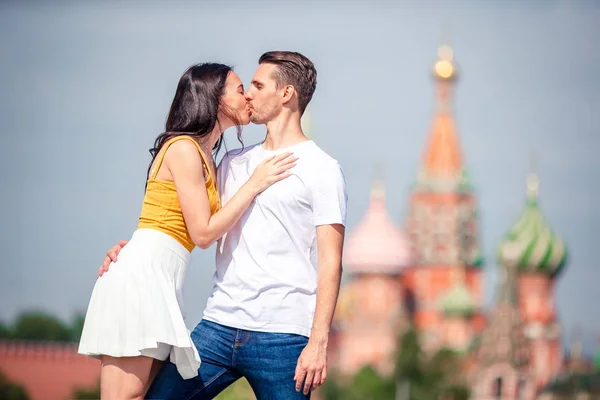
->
xmin=130 ymin=228 xmax=193 ymax=259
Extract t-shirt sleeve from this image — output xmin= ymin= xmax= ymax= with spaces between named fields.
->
xmin=311 ymin=161 xmax=348 ymax=227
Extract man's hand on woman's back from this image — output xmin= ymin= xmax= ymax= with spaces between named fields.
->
xmin=97 ymin=240 xmax=128 ymax=277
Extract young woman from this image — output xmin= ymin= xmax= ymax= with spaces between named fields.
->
xmin=78 ymin=63 xmax=296 ymax=399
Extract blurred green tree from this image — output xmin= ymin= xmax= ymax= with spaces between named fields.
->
xmin=0 ymin=371 xmax=29 ymax=400
xmin=1 ymin=311 xmax=87 ymax=343
xmin=71 ymin=381 xmax=100 ymax=400
xmin=321 ymin=326 xmax=471 ymax=400
xmin=0 ymin=322 xmax=10 ymax=339
xmin=68 ymin=312 xmax=86 ymax=342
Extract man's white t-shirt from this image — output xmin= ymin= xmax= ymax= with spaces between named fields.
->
xmin=202 ymin=140 xmax=347 ymax=337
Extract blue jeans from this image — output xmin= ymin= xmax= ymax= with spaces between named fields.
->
xmin=146 ymin=319 xmax=311 ymax=400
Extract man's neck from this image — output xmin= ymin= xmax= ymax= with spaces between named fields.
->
xmin=262 ymin=114 xmax=309 ymax=151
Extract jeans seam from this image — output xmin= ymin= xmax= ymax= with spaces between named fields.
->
xmin=184 ymin=368 xmax=229 ymax=400
xmin=231 ymin=329 xmax=238 ymax=367
xmin=234 ymin=331 xmax=251 ymax=347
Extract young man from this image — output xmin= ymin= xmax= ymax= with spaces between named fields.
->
xmin=100 ymin=51 xmax=347 ymax=399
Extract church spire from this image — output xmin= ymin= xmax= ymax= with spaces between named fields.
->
xmin=418 ymin=45 xmax=464 ymax=187
xmin=527 ymin=152 xmax=540 ymax=203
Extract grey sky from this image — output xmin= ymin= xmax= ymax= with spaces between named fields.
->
xmin=1 ymin=0 xmax=598 ymax=352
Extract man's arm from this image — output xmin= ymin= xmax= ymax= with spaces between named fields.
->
xmin=294 ymin=223 xmax=344 ymax=394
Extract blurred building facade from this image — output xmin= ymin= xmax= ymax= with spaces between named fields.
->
xmin=329 ymin=45 xmax=577 ymax=399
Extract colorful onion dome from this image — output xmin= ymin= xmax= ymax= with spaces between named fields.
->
xmin=343 ymin=180 xmax=413 ymax=273
xmin=497 ymin=174 xmax=567 ymax=278
xmin=438 ymin=269 xmax=475 ymax=317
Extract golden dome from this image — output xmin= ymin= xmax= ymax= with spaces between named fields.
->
xmin=433 ymin=45 xmax=457 ymax=80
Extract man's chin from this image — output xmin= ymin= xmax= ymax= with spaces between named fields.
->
xmin=249 ymin=116 xmax=266 ymax=125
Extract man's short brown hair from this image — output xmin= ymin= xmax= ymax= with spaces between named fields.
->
xmin=258 ymin=51 xmax=317 ymax=115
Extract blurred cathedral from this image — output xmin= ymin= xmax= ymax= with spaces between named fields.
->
xmin=327 ymin=45 xmax=597 ymax=399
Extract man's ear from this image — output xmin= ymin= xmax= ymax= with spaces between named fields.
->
xmin=281 ymin=85 xmax=296 ymax=105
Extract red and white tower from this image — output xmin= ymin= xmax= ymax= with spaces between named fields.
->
xmin=403 ymin=45 xmax=485 ymax=353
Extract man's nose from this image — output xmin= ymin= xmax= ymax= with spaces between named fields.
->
xmin=244 ymin=90 xmax=253 ymax=101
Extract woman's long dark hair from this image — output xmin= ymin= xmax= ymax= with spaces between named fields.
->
xmin=146 ymin=63 xmax=243 ymax=185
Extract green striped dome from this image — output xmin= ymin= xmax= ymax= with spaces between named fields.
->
xmin=497 ymin=174 xmax=567 ymax=278
xmin=439 ymin=281 xmax=475 ymax=317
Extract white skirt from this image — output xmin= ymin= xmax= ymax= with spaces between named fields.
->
xmin=78 ymin=228 xmax=200 ymax=379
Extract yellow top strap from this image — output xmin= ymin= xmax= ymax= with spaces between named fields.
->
xmin=149 ymin=135 xmax=215 ymax=184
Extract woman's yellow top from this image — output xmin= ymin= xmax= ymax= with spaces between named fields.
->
xmin=137 ymin=135 xmax=221 ymax=252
